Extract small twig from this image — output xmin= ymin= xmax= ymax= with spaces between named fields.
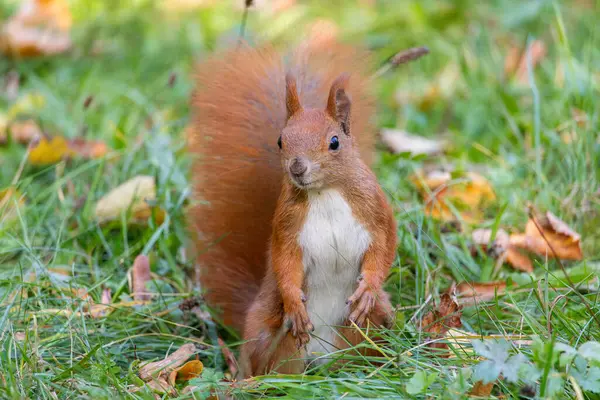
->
xmin=372 ymin=46 xmax=429 ymax=79
xmin=527 ymin=206 xmax=600 ymax=330
xmin=238 ymin=0 xmax=253 ymax=46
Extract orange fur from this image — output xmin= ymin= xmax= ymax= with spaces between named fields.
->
xmin=188 ymin=39 xmax=395 ymax=377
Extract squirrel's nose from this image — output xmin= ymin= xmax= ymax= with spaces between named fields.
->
xmin=289 ymin=158 xmax=309 ymax=176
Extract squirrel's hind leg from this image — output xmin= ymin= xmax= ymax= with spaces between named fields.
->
xmin=330 ymin=293 xmax=394 ymax=369
xmin=239 ymin=281 xmax=306 ymax=377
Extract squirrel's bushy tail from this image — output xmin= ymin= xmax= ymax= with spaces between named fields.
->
xmin=188 ymin=40 xmax=375 ymax=333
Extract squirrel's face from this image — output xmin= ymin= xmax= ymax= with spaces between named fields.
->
xmin=279 ymin=73 xmax=353 ymax=191
xmin=279 ymin=110 xmax=353 ymax=190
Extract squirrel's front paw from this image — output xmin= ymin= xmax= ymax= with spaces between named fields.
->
xmin=284 ymin=303 xmax=314 ymax=349
xmin=347 ymin=278 xmax=379 ymax=326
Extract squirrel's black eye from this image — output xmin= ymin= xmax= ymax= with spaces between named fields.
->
xmin=277 ymin=136 xmax=282 ymax=149
xmin=329 ymin=136 xmax=340 ymax=151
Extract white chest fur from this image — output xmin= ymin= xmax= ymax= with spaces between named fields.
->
xmin=298 ymin=189 xmax=371 ymax=362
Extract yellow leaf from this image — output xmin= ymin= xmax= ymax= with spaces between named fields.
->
xmin=28 ymin=136 xmax=68 ymax=165
xmin=168 ymin=359 xmax=203 ymax=386
xmin=94 ymin=175 xmax=164 ymax=224
xmin=7 ymin=93 xmax=46 ymax=120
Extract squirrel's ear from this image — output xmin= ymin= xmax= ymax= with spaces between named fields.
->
xmin=326 ymin=73 xmax=351 ymax=135
xmin=285 ymin=74 xmax=302 ymax=120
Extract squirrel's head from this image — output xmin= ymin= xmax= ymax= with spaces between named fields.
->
xmin=279 ymin=73 xmax=355 ymax=191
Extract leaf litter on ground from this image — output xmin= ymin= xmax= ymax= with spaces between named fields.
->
xmin=472 ymin=210 xmax=583 ymax=273
xmin=411 ymin=169 xmax=496 ymax=223
xmin=94 ymin=175 xmax=165 ymax=224
xmin=0 ymin=0 xmax=72 ymax=57
xmin=135 ymin=343 xmax=202 ymax=395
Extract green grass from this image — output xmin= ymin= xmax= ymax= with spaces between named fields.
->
xmin=1 ymin=0 xmax=599 ymax=398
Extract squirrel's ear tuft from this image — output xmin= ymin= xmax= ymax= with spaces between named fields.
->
xmin=285 ymin=74 xmax=302 ymax=120
xmin=326 ymin=73 xmax=351 ymax=135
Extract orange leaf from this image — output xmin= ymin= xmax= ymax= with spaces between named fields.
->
xmin=515 ymin=40 xmax=546 ymax=84
xmin=67 ymin=137 xmax=109 ymax=159
xmin=470 ymin=380 xmax=494 ymax=397
xmin=412 ymin=170 xmax=495 ymax=223
xmin=454 ymin=281 xmax=509 ymax=304
xmin=168 ymin=359 xmax=203 ymax=386
xmin=510 ymin=212 xmax=583 ymax=260
xmin=472 ymin=228 xmax=533 ymax=273
xmin=1 ymin=0 xmax=72 ymax=57
xmin=28 ymin=136 xmax=68 ymax=165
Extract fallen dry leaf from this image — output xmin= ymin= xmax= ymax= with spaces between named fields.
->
xmin=94 ymin=175 xmax=164 ymax=224
xmin=381 ymin=129 xmax=446 ymax=156
xmin=10 ymin=119 xmax=42 ymax=144
xmin=472 ymin=228 xmax=533 ymax=273
xmin=136 ymin=343 xmax=199 ymax=394
xmin=168 ymin=359 xmax=203 ymax=386
xmin=504 ymin=40 xmax=547 ymax=84
xmin=28 ymin=135 xmax=68 ymax=165
xmin=28 ymin=134 xmax=110 ymax=164
xmin=132 ymin=255 xmax=152 ymax=301
xmin=470 ymin=380 xmax=495 ymax=397
xmin=412 ymin=170 xmax=496 ymax=223
xmin=453 ymin=281 xmax=509 ymax=304
xmin=0 ymin=187 xmax=26 ymax=223
xmin=37 ymin=300 xmax=148 ymax=319
xmin=0 ymin=0 xmax=72 ymax=57
xmin=67 ymin=137 xmax=109 ymax=159
xmin=160 ymin=0 xmax=218 ymax=12
xmin=0 ymin=114 xmax=7 ymax=145
xmin=511 ymin=211 xmax=583 ymax=260
xmin=420 ymin=293 xmax=463 ymax=354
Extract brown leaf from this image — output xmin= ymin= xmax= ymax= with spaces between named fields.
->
xmin=139 ymin=343 xmax=197 ymax=381
xmin=0 ymin=0 xmax=72 ymax=57
xmin=412 ymin=170 xmax=496 ymax=223
xmin=470 ymin=380 xmax=494 ymax=397
xmin=67 ymin=137 xmax=109 ymax=159
xmin=381 ymin=129 xmax=446 ymax=156
xmin=168 ymin=359 xmax=203 ymax=386
xmin=454 ymin=281 xmax=508 ymax=304
xmin=510 ymin=212 xmax=583 ymax=260
xmin=420 ymin=293 xmax=462 ymax=353
xmin=472 ymin=228 xmax=533 ymax=273
xmin=132 ymin=255 xmax=152 ymax=301
xmin=10 ymin=119 xmax=42 ymax=144
xmin=94 ymin=175 xmax=165 ymax=224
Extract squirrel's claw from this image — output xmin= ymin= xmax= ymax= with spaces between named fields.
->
xmin=347 ymin=280 xmax=377 ymax=327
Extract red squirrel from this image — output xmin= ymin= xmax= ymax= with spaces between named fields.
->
xmin=188 ymin=38 xmax=397 ymax=377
